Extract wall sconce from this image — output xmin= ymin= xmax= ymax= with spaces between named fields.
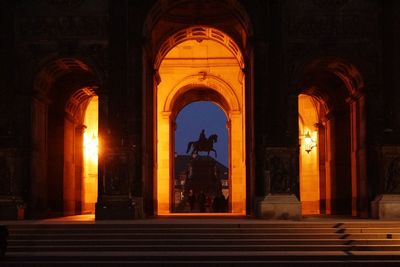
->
xmin=303 ymin=131 xmax=317 ymax=153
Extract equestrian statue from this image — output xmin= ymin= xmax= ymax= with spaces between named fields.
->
xmin=186 ymin=129 xmax=218 ymax=157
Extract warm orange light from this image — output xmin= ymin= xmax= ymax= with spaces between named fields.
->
xmin=84 ymin=132 xmax=98 ymax=162
xmin=83 ymin=96 xmax=98 ymax=214
xmin=303 ymin=131 xmax=317 ymax=153
xmin=299 ymin=94 xmax=320 ymax=214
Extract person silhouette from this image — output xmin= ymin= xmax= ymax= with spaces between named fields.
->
xmin=198 ymin=129 xmax=206 ymax=143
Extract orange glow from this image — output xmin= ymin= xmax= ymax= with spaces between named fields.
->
xmin=84 ymin=132 xmax=98 ymax=162
xmin=83 ymin=96 xmax=98 ymax=214
xmin=156 ymin=28 xmax=246 ymax=215
xmin=299 ymin=94 xmax=320 ymax=215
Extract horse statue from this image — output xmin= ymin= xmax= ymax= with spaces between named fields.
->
xmin=186 ymin=134 xmax=218 ymax=157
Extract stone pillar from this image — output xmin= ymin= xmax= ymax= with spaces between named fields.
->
xmin=95 ymin=0 xmax=140 ymax=219
xmin=257 ymin=147 xmax=301 ymax=220
xmin=74 ymin=125 xmax=85 ymax=214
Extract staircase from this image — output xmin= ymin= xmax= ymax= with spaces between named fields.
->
xmin=2 ymin=220 xmax=400 ymax=266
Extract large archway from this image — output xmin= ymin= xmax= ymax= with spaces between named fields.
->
xmin=298 ymin=58 xmax=367 ymax=217
xmin=142 ymin=0 xmax=254 ymax=216
xmin=155 ymin=28 xmax=246 ymax=215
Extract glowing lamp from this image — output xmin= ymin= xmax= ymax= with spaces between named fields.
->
xmin=84 ymin=132 xmax=98 ymax=162
xmin=304 ymin=131 xmax=316 ymax=154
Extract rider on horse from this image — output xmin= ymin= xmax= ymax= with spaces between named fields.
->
xmin=187 ymin=130 xmax=218 ymax=158
xmin=198 ymin=129 xmax=207 ymax=144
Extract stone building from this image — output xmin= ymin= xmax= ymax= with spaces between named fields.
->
xmin=0 ymin=0 xmax=399 ymax=220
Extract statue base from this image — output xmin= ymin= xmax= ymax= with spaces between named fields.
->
xmin=95 ymin=197 xmax=137 ymax=220
xmin=371 ymin=194 xmax=400 ymax=219
xmin=257 ymin=194 xmax=302 ymax=220
xmin=0 ymin=197 xmax=25 ymax=220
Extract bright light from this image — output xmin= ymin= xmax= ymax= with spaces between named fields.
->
xmin=84 ymin=132 xmax=98 ymax=163
xmin=303 ymin=131 xmax=317 ymax=153
xmin=299 ymin=94 xmax=320 ymax=215
xmin=83 ymin=96 xmax=98 ymax=214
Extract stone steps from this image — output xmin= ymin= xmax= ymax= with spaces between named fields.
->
xmin=3 ymin=221 xmax=400 ymax=266
xmin=7 ymin=238 xmax=400 ymax=246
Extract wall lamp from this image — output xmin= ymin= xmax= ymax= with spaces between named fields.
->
xmin=303 ymin=131 xmax=317 ymax=153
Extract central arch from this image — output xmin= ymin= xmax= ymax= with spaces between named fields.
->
xmin=155 ymin=27 xmax=246 ymax=215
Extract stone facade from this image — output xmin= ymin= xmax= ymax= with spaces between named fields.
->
xmin=0 ymin=0 xmax=398 ymax=219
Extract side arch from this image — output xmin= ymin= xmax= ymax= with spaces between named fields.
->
xmin=30 ymin=56 xmax=101 ymax=217
xmin=297 ymin=57 xmax=367 ymax=217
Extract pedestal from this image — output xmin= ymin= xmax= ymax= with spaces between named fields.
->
xmin=257 ymin=194 xmax=302 ymax=220
xmin=371 ymin=194 xmax=400 ymax=219
xmin=0 ymin=197 xmax=25 ymax=220
xmin=189 ymin=156 xmax=220 ymax=195
xmin=95 ymin=197 xmax=136 ymax=220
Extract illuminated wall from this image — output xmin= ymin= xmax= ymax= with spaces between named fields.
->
xmin=156 ymin=28 xmax=246 ymax=215
xmin=298 ymin=94 xmax=320 ymax=214
xmin=83 ymin=96 xmax=98 ymax=214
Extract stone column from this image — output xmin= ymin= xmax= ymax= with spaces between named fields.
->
xmin=95 ymin=0 xmax=139 ymax=219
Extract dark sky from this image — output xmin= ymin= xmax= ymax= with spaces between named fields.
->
xmin=175 ymin=101 xmax=228 ymax=167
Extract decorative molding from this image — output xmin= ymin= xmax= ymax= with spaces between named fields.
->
xmin=311 ymin=0 xmax=349 ymax=10
xmin=45 ymin=0 xmax=84 ymax=10
xmin=154 ymin=26 xmax=244 ymax=70
xmin=17 ymin=16 xmax=108 ymax=40
xmin=287 ymin=14 xmax=377 ymax=39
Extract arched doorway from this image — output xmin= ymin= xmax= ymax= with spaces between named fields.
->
xmin=143 ymin=0 xmax=254 ymax=216
xmin=31 ymin=58 xmax=100 ymax=217
xmin=155 ymin=28 xmax=246 ymax=215
xmin=298 ymin=58 xmax=367 ymax=217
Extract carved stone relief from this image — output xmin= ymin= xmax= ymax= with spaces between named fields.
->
xmin=287 ymin=14 xmax=377 ymax=39
xmin=385 ymin=156 xmax=400 ymax=193
xmin=16 ymin=16 xmax=108 ymax=40
xmin=378 ymin=146 xmax=400 ymax=194
xmin=45 ymin=0 xmax=84 ymax=10
xmin=264 ymin=147 xmax=299 ymax=195
xmin=0 ymin=149 xmax=16 ymax=196
xmin=311 ymin=0 xmax=349 ymax=10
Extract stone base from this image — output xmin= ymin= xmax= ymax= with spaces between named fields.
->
xmin=95 ymin=197 xmax=136 ymax=220
xmin=257 ymin=194 xmax=302 ymax=220
xmin=0 ymin=197 xmax=25 ymax=220
xmin=371 ymin=194 xmax=400 ymax=219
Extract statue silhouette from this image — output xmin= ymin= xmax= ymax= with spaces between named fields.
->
xmin=186 ymin=130 xmax=218 ymax=157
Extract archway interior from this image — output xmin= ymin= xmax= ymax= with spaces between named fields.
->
xmin=173 ymin=101 xmax=229 ymax=213
xmin=156 ymin=28 xmax=246 ymax=215
xmin=299 ymin=68 xmax=354 ymax=216
xmin=61 ymin=89 xmax=99 ymax=216
xmin=299 ymin=94 xmax=322 ymax=215
xmin=82 ymin=96 xmax=98 ymax=214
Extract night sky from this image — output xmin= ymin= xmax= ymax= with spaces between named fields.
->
xmin=175 ymin=102 xmax=228 ymax=167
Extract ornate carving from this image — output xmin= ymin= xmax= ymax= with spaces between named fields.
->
xmin=287 ymin=14 xmax=377 ymax=38
xmin=17 ymin=16 xmax=107 ymax=39
xmin=312 ymin=0 xmax=349 ymax=10
xmin=264 ymin=147 xmax=299 ymax=194
xmin=0 ymin=150 xmax=16 ymax=195
xmin=104 ymin=152 xmax=129 ymax=195
xmin=45 ymin=0 xmax=84 ymax=10
xmin=386 ymin=157 xmax=400 ymax=193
